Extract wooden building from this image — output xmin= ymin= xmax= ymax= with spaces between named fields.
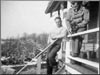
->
xmin=45 ymin=1 xmax=99 ymax=74
xmin=15 ymin=1 xmax=99 ymax=74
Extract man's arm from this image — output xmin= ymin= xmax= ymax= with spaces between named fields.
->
xmin=48 ymin=33 xmax=56 ymax=44
xmin=52 ymin=28 xmax=67 ymax=39
xmin=77 ymin=8 xmax=90 ymax=27
xmin=65 ymin=9 xmax=72 ymax=34
xmin=65 ymin=20 xmax=72 ymax=34
xmin=71 ymin=17 xmax=83 ymax=24
xmin=50 ymin=32 xmax=57 ymax=40
xmin=72 ymin=12 xmax=84 ymax=19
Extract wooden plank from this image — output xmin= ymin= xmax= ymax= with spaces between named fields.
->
xmin=65 ymin=63 xmax=97 ymax=74
xmin=65 ymin=64 xmax=82 ymax=74
xmin=81 ymin=43 xmax=98 ymax=52
xmin=34 ymin=39 xmax=57 ymax=58
xmin=68 ymin=56 xmax=99 ymax=69
xmin=52 ymin=2 xmax=60 ymax=12
xmin=68 ymin=28 xmax=99 ymax=37
xmin=36 ymin=56 xmax=41 ymax=74
xmin=54 ymin=65 xmax=65 ymax=74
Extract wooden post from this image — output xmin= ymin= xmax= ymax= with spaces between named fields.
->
xmin=65 ymin=38 xmax=71 ymax=63
xmin=37 ymin=55 xmax=41 ymax=74
xmin=62 ymin=39 xmax=66 ymax=62
xmin=97 ymin=2 xmax=99 ymax=74
xmin=65 ymin=38 xmax=71 ymax=72
xmin=0 ymin=61 xmax=2 ymax=74
xmin=84 ymin=24 xmax=89 ymax=43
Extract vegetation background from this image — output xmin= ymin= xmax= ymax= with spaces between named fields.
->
xmin=1 ymin=33 xmax=48 ymax=65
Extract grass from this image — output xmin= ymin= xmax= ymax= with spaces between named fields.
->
xmin=20 ymin=68 xmax=47 ymax=74
xmin=1 ymin=66 xmax=15 ymax=74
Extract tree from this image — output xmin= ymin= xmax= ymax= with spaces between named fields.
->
xmin=1 ymin=32 xmax=49 ymax=65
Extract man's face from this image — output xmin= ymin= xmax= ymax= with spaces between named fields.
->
xmin=71 ymin=2 xmax=79 ymax=10
xmin=55 ymin=18 xmax=62 ymax=28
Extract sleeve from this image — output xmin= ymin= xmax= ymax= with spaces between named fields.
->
xmin=72 ymin=12 xmax=84 ymax=19
xmin=65 ymin=8 xmax=72 ymax=33
xmin=54 ymin=27 xmax=67 ymax=39
xmin=49 ymin=30 xmax=57 ymax=40
xmin=66 ymin=8 xmax=72 ymax=21
xmin=78 ymin=8 xmax=90 ymax=27
xmin=48 ymin=32 xmax=53 ymax=44
xmin=47 ymin=34 xmax=51 ymax=44
xmin=60 ymin=27 xmax=67 ymax=37
xmin=71 ymin=17 xmax=83 ymax=24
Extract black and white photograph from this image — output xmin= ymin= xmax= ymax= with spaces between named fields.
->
xmin=1 ymin=0 xmax=99 ymax=74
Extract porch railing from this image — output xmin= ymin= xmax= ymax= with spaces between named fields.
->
xmin=60 ymin=27 xmax=99 ymax=74
xmin=16 ymin=27 xmax=99 ymax=74
xmin=16 ymin=39 xmax=57 ymax=74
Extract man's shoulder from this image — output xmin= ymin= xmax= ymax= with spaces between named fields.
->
xmin=62 ymin=26 xmax=67 ymax=29
xmin=68 ymin=8 xmax=74 ymax=12
xmin=61 ymin=27 xmax=67 ymax=31
xmin=82 ymin=6 xmax=89 ymax=13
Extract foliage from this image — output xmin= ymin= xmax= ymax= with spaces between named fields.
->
xmin=1 ymin=33 xmax=49 ymax=65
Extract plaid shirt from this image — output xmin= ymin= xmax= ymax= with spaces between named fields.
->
xmin=66 ymin=6 xmax=89 ymax=31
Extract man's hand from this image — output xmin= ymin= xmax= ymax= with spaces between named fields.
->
xmin=72 ymin=22 xmax=79 ymax=30
xmin=50 ymin=34 xmax=56 ymax=40
xmin=67 ymin=28 xmax=72 ymax=34
xmin=51 ymin=37 xmax=57 ymax=40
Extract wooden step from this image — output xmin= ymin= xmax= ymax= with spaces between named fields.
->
xmin=65 ymin=64 xmax=82 ymax=74
xmin=65 ymin=63 xmax=97 ymax=74
xmin=68 ymin=56 xmax=99 ymax=69
xmin=54 ymin=65 xmax=66 ymax=74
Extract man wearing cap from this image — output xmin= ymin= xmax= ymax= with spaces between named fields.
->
xmin=47 ymin=16 xmax=67 ymax=74
xmin=65 ymin=1 xmax=89 ymax=59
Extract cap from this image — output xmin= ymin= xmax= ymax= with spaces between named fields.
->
xmin=70 ymin=1 xmax=82 ymax=5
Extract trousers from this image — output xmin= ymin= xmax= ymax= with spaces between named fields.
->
xmin=71 ymin=28 xmax=86 ymax=55
xmin=46 ymin=43 xmax=61 ymax=74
